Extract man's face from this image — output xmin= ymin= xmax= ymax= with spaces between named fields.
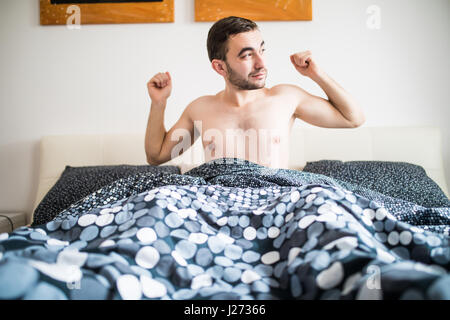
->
xmin=223 ymin=29 xmax=267 ymax=90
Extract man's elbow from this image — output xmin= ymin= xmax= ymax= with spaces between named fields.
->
xmin=351 ymin=118 xmax=365 ymax=128
xmin=147 ymin=155 xmax=162 ymax=166
xmin=350 ymin=112 xmax=366 ymax=128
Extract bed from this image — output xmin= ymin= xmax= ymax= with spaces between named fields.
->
xmin=0 ymin=125 xmax=449 ymax=300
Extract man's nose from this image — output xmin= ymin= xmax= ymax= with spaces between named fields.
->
xmin=254 ymin=52 xmax=266 ymax=70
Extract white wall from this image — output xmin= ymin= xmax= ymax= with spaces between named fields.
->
xmin=0 ymin=0 xmax=449 ymax=216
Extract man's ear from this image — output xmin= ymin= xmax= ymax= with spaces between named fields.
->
xmin=211 ymin=59 xmax=227 ymax=77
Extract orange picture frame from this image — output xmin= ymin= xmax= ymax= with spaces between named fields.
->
xmin=40 ymin=0 xmax=174 ymax=25
xmin=195 ymin=0 xmax=312 ymax=22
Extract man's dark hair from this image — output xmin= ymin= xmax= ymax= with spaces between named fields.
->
xmin=207 ymin=16 xmax=259 ymax=62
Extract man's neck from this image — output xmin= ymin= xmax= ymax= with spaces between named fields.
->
xmin=221 ymin=85 xmax=267 ymax=108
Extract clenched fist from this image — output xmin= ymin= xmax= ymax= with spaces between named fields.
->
xmin=290 ymin=51 xmax=322 ymax=79
xmin=147 ymin=71 xmax=172 ymax=105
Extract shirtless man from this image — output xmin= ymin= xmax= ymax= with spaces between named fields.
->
xmin=145 ymin=16 xmax=365 ymax=169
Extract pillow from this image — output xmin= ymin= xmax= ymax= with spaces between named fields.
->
xmin=302 ymin=160 xmax=450 ymax=208
xmin=32 ymin=164 xmax=180 ymax=226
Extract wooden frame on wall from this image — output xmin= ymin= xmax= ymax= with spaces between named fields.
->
xmin=195 ymin=0 xmax=312 ymax=22
xmin=40 ymin=0 xmax=174 ymax=25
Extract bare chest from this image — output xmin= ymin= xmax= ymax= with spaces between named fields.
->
xmin=191 ymin=96 xmax=295 ymax=167
xmin=193 ymin=98 xmax=292 ymax=138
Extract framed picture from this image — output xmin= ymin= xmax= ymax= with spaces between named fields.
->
xmin=40 ymin=0 xmax=174 ymax=25
xmin=195 ymin=0 xmax=312 ymax=22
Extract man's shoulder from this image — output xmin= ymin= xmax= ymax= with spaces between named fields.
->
xmin=270 ymin=83 xmax=304 ymax=95
xmin=187 ymin=95 xmax=216 ymax=109
xmin=183 ymin=94 xmax=217 ymax=117
xmin=267 ymin=84 xmax=306 ymax=105
xmin=189 ymin=94 xmax=217 ymax=106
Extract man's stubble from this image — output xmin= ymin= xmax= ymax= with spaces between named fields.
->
xmin=224 ymin=60 xmax=266 ymax=91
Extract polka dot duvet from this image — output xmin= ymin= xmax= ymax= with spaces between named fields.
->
xmin=0 ymin=158 xmax=449 ymax=300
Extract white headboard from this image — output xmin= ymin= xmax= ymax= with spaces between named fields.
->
xmin=31 ymin=125 xmax=449 ymax=225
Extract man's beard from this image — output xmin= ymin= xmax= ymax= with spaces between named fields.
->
xmin=225 ymin=61 xmax=266 ymax=90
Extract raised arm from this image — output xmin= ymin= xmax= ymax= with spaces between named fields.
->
xmin=289 ymin=51 xmax=365 ymax=128
xmin=145 ymin=72 xmax=198 ymax=165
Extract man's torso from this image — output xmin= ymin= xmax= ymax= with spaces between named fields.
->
xmin=189 ymin=85 xmax=298 ymax=168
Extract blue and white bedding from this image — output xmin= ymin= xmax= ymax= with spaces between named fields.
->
xmin=0 ymin=158 xmax=449 ymax=300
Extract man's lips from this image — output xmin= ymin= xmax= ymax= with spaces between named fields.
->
xmin=251 ymin=73 xmax=265 ymax=78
